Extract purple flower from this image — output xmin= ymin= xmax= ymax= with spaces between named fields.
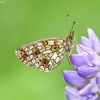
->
xmin=65 ymin=86 xmax=85 ymax=100
xmin=90 ymin=72 xmax=100 ymax=90
xmin=79 ymin=83 xmax=99 ymax=96
xmin=79 ymin=28 xmax=100 ymax=54
xmin=63 ymin=28 xmax=100 ymax=100
xmin=70 ymin=52 xmax=100 ymax=79
xmin=63 ymin=71 xmax=88 ymax=88
xmin=70 ymin=52 xmax=100 ymax=67
xmin=65 ymin=86 xmax=99 ymax=100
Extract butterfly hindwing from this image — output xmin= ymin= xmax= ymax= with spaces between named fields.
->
xmin=15 ymin=38 xmax=66 ymax=72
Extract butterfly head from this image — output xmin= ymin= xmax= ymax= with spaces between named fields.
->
xmin=69 ymin=31 xmax=75 ymax=41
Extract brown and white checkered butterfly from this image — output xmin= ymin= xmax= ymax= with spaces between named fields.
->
xmin=15 ymin=30 xmax=75 ymax=72
xmin=15 ymin=16 xmax=75 ymax=72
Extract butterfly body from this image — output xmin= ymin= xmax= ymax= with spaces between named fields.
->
xmin=15 ymin=32 xmax=74 ymax=72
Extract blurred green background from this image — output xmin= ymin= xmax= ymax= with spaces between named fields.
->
xmin=0 ymin=0 xmax=100 ymax=100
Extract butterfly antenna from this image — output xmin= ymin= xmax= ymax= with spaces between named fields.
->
xmin=67 ymin=15 xmax=75 ymax=33
xmin=67 ymin=15 xmax=71 ymax=33
xmin=70 ymin=22 xmax=75 ymax=33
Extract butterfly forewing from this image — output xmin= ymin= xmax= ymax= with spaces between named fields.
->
xmin=15 ymin=38 xmax=68 ymax=72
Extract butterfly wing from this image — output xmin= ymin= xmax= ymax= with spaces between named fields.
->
xmin=15 ymin=38 xmax=66 ymax=72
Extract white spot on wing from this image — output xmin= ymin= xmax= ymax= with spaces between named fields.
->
xmin=23 ymin=60 xmax=27 ymax=64
xmin=45 ymin=68 xmax=49 ymax=71
xmin=48 ymin=41 xmax=54 ymax=45
xmin=59 ymin=45 xmax=63 ymax=48
xmin=35 ymin=63 xmax=39 ymax=67
xmin=25 ymin=48 xmax=28 ymax=51
xmin=38 ymin=43 xmax=43 ymax=46
xmin=60 ymin=55 xmax=64 ymax=60
xmin=37 ymin=46 xmax=42 ymax=49
xmin=56 ymin=57 xmax=60 ymax=63
xmin=30 ymin=46 xmax=34 ymax=49
xmin=59 ymin=48 xmax=64 ymax=52
xmin=40 ymin=66 xmax=43 ymax=69
xmin=49 ymin=61 xmax=52 ymax=66
xmin=40 ymin=49 xmax=45 ymax=52
xmin=32 ymin=60 xmax=35 ymax=64
xmin=43 ymin=50 xmax=52 ymax=54
xmin=29 ymin=50 xmax=32 ymax=54
xmin=58 ymin=39 xmax=63 ymax=43
xmin=30 ymin=55 xmax=33 ymax=59
xmin=51 ymin=52 xmax=57 ymax=60
xmin=57 ymin=41 xmax=61 ymax=45
xmin=49 ymin=53 xmax=53 ymax=57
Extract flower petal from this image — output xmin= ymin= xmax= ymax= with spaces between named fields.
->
xmin=80 ymin=52 xmax=93 ymax=66
xmin=63 ymin=71 xmax=87 ymax=88
xmin=70 ymin=53 xmax=87 ymax=67
xmin=79 ymin=83 xmax=99 ymax=96
xmin=65 ymin=86 xmax=83 ymax=100
xmin=77 ymin=65 xmax=99 ymax=79
xmin=89 ymin=94 xmax=98 ymax=100
xmin=77 ymin=52 xmax=100 ymax=67
xmin=88 ymin=28 xmax=100 ymax=54
xmin=70 ymin=52 xmax=99 ymax=67
xmin=90 ymin=77 xmax=97 ymax=84
xmin=76 ymin=44 xmax=95 ymax=54
xmin=88 ymin=53 xmax=100 ymax=66
xmin=95 ymin=72 xmax=100 ymax=85
xmin=81 ymin=36 xmax=92 ymax=48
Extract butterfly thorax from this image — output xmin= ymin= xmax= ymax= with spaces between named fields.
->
xmin=64 ymin=32 xmax=75 ymax=52
xmin=64 ymin=39 xmax=73 ymax=52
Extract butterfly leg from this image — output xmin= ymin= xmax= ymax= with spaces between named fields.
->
xmin=65 ymin=42 xmax=76 ymax=65
xmin=72 ymin=42 xmax=90 ymax=55
xmin=66 ymin=53 xmax=71 ymax=65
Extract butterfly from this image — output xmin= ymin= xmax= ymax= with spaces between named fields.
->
xmin=15 ymin=20 xmax=75 ymax=72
